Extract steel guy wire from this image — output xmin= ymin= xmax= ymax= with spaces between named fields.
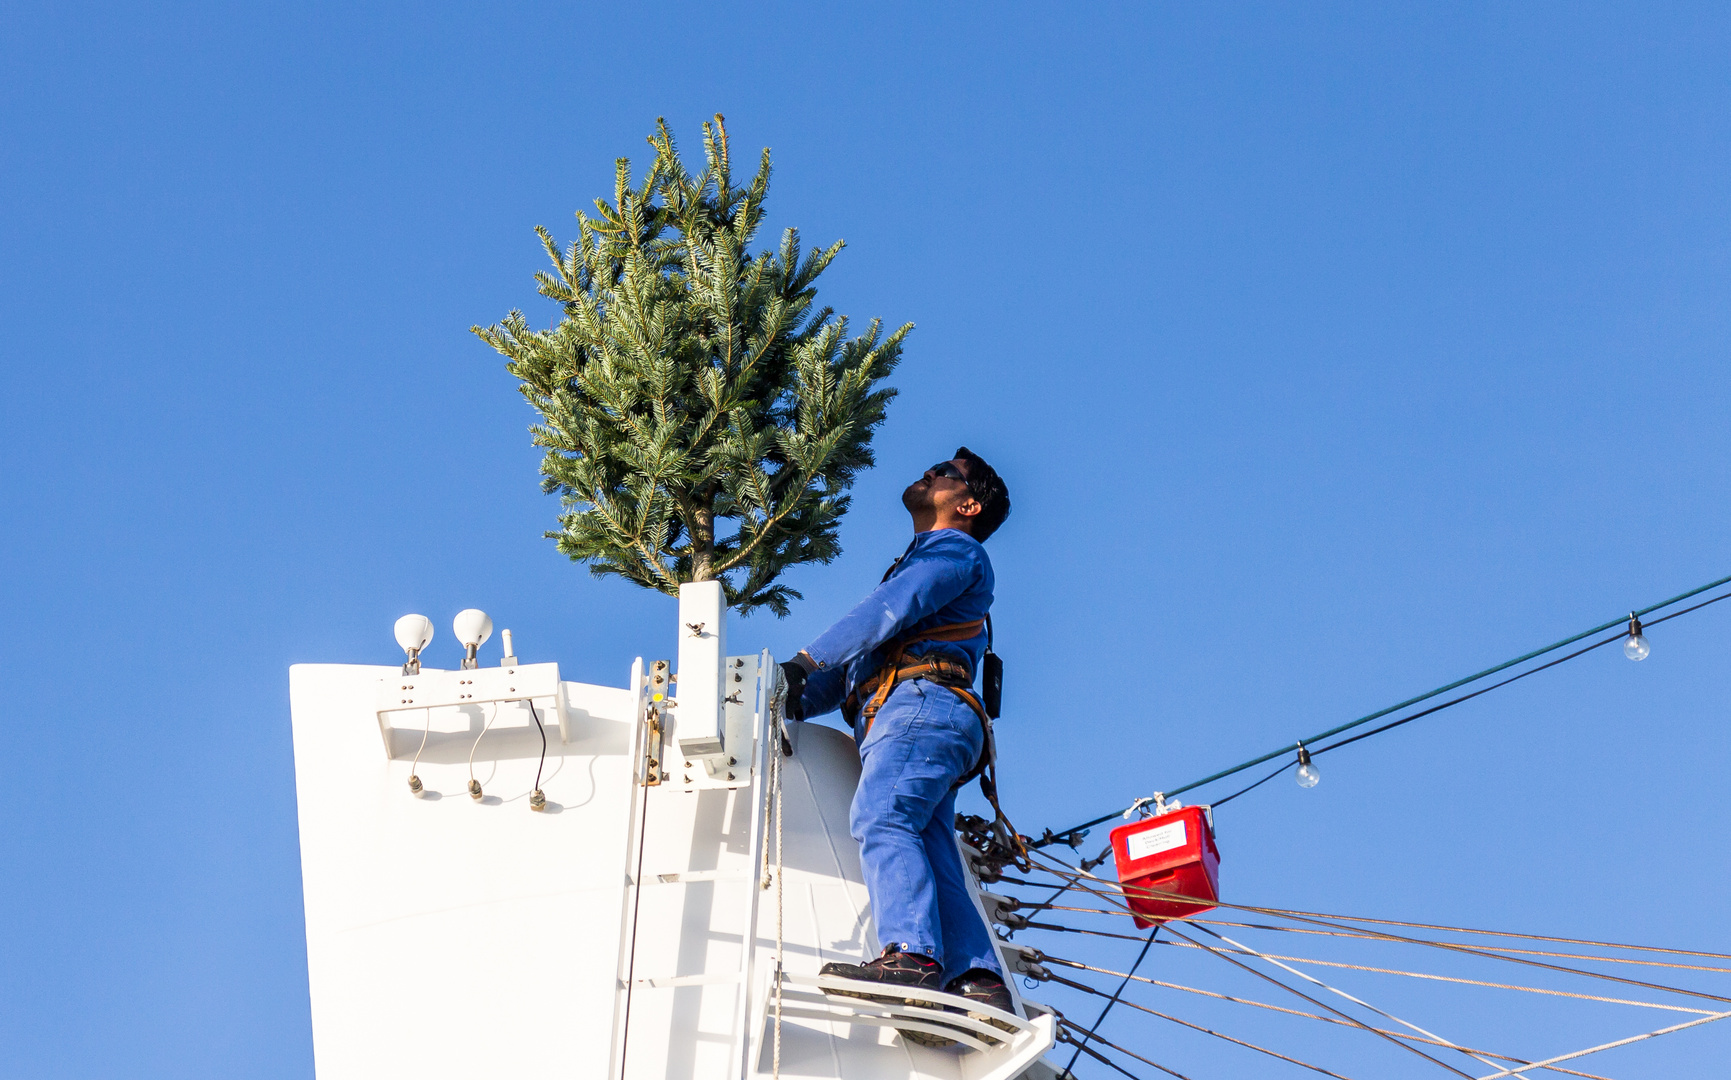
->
xmin=1063 ymin=928 xmax=1157 ymax=1079
xmin=1056 ymin=1016 xmax=1197 ymax=1080
xmin=1181 ymin=919 xmax=1731 ymax=974
xmin=1047 ymin=967 xmax=1619 ymax=1080
xmin=1185 ymin=921 xmax=1527 ymax=1076
xmin=1026 ymin=851 xmax=1477 ymax=1073
xmin=1054 ymin=1027 xmax=1150 ymax=1080
xmin=1155 ymin=922 xmax=1479 ymax=1078
xmin=1049 ymin=968 xmax=1360 ymax=1080
xmin=1026 ymin=849 xmax=1731 ymax=1007
xmin=1012 ymin=858 xmax=1660 ymax=1079
xmin=1199 ymin=907 xmax=1731 ymax=962
xmin=1045 ymin=936 xmax=1717 ymax=1014
xmin=1470 ymin=1009 xmax=1731 ymax=1079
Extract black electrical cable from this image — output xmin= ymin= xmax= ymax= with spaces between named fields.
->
xmin=1310 ymin=629 xmax=1625 ymax=758
xmin=1057 ymin=1028 xmax=1149 ymax=1080
xmin=527 ymin=699 xmax=548 ymax=793
xmin=1033 ymin=583 xmax=1731 ymax=843
xmin=1063 ymin=927 xmax=1158 ymax=1078
xmin=1059 ymin=1014 xmax=1200 ymax=1080
xmin=1207 ymin=611 xmax=1705 ymax=807
xmin=1643 ymin=587 xmax=1731 ymax=628
xmin=1209 ymin=760 xmax=1296 ymax=809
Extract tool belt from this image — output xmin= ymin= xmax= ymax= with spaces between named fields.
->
xmin=843 ymin=618 xmax=993 ymax=786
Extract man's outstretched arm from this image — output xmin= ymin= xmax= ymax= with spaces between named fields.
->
xmin=800 ymin=540 xmax=982 ymax=674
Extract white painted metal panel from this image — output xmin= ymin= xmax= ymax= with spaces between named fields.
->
xmin=291 ymin=658 xmax=1057 ymax=1079
xmin=290 ymin=663 xmax=637 ymax=1079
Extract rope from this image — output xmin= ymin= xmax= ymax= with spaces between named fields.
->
xmin=1050 ymin=968 xmax=1359 ymax=1079
xmin=767 ymin=677 xmax=787 ymax=1080
xmin=1031 ymin=574 xmax=1731 ymax=844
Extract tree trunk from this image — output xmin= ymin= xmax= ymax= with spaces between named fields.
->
xmin=691 ymin=496 xmax=715 ymax=581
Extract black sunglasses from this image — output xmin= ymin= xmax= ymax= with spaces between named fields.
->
xmin=927 ymin=461 xmax=968 ymax=483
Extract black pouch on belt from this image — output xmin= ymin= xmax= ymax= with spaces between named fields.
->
xmin=982 ymin=615 xmax=1003 ymax=719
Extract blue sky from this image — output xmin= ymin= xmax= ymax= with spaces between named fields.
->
xmin=4 ymin=3 xmax=1729 ymax=1075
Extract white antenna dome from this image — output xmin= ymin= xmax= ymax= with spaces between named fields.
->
xmin=453 ymin=609 xmax=493 ymax=648
xmin=393 ymin=614 xmax=434 ymax=654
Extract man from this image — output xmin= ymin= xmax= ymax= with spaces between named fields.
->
xmin=779 ymin=447 xmax=1014 ymax=1023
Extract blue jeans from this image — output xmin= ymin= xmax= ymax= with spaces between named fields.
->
xmin=850 ymin=678 xmax=1002 ymax=983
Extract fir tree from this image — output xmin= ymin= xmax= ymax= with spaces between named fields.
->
xmin=474 ymin=115 xmax=909 ymax=616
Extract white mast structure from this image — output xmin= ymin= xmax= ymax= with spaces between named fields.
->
xmin=289 ymin=582 xmax=1058 ymax=1079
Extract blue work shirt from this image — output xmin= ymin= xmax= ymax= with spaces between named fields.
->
xmin=798 ymin=527 xmax=994 ymax=725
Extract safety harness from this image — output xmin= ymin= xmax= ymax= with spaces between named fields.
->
xmin=847 ymin=618 xmax=988 ymax=736
xmin=841 ymin=614 xmax=1029 ymax=868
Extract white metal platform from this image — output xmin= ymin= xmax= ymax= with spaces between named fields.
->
xmin=289 ymin=587 xmax=1056 ymax=1078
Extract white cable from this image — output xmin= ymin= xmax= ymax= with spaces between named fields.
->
xmin=1201 ymin=926 xmax=1508 ymax=1074
xmin=409 ymin=707 xmax=433 ymax=788
xmin=467 ymin=702 xmax=498 ymax=794
xmin=1474 ymin=1009 xmax=1731 ymax=1078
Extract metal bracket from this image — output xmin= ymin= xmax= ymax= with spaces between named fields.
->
xmin=374 ymin=662 xmax=570 ymax=758
xmin=681 ymin=655 xmax=761 ymax=790
xmin=644 ymin=660 xmax=670 ymax=786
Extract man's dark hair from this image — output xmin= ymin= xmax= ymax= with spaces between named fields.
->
xmin=954 ymin=446 xmax=1011 ymax=542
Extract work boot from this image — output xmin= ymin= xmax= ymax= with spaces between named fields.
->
xmin=820 ymin=947 xmax=955 ymax=1047
xmin=945 ymin=969 xmax=1018 ymax=1035
xmin=820 ymin=946 xmax=943 ymax=1002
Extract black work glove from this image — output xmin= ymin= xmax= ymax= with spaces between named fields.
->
xmin=779 ymin=660 xmax=808 ymax=722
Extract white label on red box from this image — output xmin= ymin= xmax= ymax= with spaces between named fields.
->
xmin=1126 ymin=820 xmax=1187 ymax=861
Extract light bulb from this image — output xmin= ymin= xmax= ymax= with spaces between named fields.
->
xmin=1623 ymin=614 xmax=1649 ymax=661
xmin=453 ymin=609 xmax=493 ymax=670
xmin=1295 ymin=746 xmax=1320 ymax=789
xmin=394 ymin=614 xmax=434 ymax=674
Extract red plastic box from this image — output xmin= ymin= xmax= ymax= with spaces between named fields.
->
xmin=1109 ymin=805 xmax=1221 ymax=927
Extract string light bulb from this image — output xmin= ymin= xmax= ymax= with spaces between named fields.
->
xmin=1295 ymin=745 xmax=1321 ymax=789
xmin=1623 ymin=613 xmax=1650 ymax=661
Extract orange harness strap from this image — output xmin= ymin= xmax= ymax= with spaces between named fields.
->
xmin=849 ymin=618 xmax=988 ymax=733
xmin=843 ymin=616 xmax=1028 ymax=869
